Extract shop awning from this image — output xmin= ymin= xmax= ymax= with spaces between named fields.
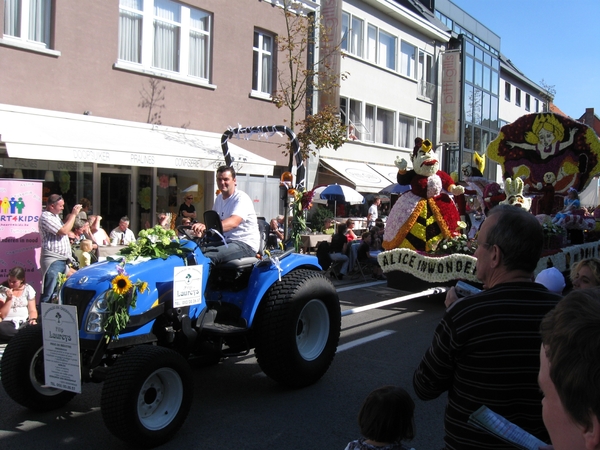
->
xmin=0 ymin=104 xmax=275 ymax=176
xmin=367 ymin=163 xmax=399 ymax=185
xmin=320 ymin=158 xmax=394 ymax=193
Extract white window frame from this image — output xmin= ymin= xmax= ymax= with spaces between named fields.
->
xmin=366 ymin=24 xmax=396 ymax=71
xmin=417 ymin=49 xmax=434 ymax=99
xmin=116 ymin=0 xmax=213 ymax=87
xmin=341 ymin=11 xmax=363 ymax=58
xmin=400 ymin=41 xmax=416 ymax=78
xmin=398 ymin=114 xmax=415 ymax=149
xmin=252 ymin=30 xmax=274 ymax=97
xmin=1 ymin=0 xmax=59 ymax=56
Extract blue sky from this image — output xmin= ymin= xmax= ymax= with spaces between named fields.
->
xmin=450 ymin=0 xmax=600 ymax=119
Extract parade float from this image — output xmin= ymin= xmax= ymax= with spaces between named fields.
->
xmin=378 ymin=112 xmax=600 ymax=291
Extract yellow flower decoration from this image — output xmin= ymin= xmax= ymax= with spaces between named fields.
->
xmin=139 ymin=282 xmax=148 ymax=294
xmin=112 ymin=274 xmax=133 ymax=296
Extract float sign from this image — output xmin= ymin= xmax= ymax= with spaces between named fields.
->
xmin=173 ymin=266 xmax=203 ymax=308
xmin=41 ymin=303 xmax=81 ymax=393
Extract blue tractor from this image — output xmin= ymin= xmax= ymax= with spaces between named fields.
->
xmin=1 ymin=126 xmax=341 ymax=448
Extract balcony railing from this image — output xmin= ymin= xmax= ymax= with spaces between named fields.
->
xmin=418 ymin=80 xmax=436 ymax=101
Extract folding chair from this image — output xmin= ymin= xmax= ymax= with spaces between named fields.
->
xmin=351 ymin=258 xmax=373 ymax=281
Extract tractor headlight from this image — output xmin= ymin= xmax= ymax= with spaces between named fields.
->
xmin=85 ymin=290 xmax=110 ymax=333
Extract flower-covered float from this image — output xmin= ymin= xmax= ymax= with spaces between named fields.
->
xmin=379 ymin=138 xmax=476 ymax=285
xmin=377 ymin=113 xmax=600 ymax=288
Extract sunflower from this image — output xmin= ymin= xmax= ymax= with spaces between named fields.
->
xmin=139 ymin=281 xmax=148 ymax=294
xmin=112 ymin=274 xmax=133 ymax=295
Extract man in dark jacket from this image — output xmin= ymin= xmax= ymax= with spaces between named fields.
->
xmin=413 ymin=205 xmax=562 ymax=450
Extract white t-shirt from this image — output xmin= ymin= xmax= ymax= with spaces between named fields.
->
xmin=213 ymin=190 xmax=260 ymax=252
xmin=0 ymin=284 xmax=36 ymax=324
xmin=368 ymin=203 xmax=378 ymax=226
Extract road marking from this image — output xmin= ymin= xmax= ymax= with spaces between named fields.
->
xmin=341 ymin=287 xmax=448 ymax=317
xmin=336 ymin=330 xmax=396 ymax=352
xmin=336 ymin=280 xmax=384 ymax=292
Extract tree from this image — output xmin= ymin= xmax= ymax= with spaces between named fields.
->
xmin=272 ymin=0 xmax=347 ymax=168
xmin=539 ymin=79 xmax=556 ymax=112
xmin=138 ymin=77 xmax=166 ymax=125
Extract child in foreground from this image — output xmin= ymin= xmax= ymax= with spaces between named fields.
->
xmin=344 ymin=385 xmax=416 ymax=450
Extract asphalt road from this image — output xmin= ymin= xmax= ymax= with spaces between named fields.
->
xmin=0 ymin=279 xmax=449 ymax=450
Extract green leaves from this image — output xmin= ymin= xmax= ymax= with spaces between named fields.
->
xmin=118 ymin=225 xmax=191 ymax=262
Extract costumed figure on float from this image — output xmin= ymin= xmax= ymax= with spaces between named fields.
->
xmin=460 ymin=152 xmax=490 ymax=238
xmin=499 ymin=176 xmax=532 ymax=210
xmin=383 ymin=138 xmax=465 ymax=252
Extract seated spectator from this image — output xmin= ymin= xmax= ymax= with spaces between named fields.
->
xmin=344 ymin=385 xmax=415 ymax=450
xmin=157 ymin=213 xmax=171 ymax=230
xmin=75 ymin=239 xmax=94 ymax=268
xmin=110 ymin=216 xmax=136 ymax=246
xmin=0 ymin=266 xmax=38 ymax=341
xmin=539 ymin=289 xmax=600 ymax=450
xmin=322 ymin=218 xmax=335 ymax=235
xmin=88 ymin=215 xmax=110 ymax=246
xmin=570 ymin=257 xmax=600 ymax=289
xmin=270 ymin=215 xmax=285 ymax=245
xmin=370 ymin=222 xmax=385 ymax=251
xmin=346 ymin=218 xmax=358 ymax=241
xmin=357 ymin=232 xmax=385 ymax=280
xmin=72 ymin=219 xmax=98 ymax=252
xmin=330 ymin=223 xmax=349 ymax=280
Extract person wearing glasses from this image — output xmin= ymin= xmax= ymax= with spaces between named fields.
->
xmin=178 ymin=194 xmax=197 ymax=223
xmin=39 ymin=194 xmax=82 ymax=303
xmin=413 ymin=205 xmax=562 ymax=450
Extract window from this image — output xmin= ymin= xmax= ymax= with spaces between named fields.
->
xmin=340 ymin=12 xmax=363 ymax=57
xmin=400 ymin=41 xmax=415 ymax=78
xmin=504 ymin=82 xmax=511 ymax=101
xmin=376 ymin=108 xmax=394 ymax=145
xmin=252 ymin=30 xmax=274 ymax=95
xmin=535 ymin=99 xmax=540 ymax=112
xmin=365 ymin=105 xmax=394 ymax=145
xmin=118 ymin=0 xmax=212 ymax=81
xmin=378 ymin=30 xmax=396 ymax=70
xmin=4 ymin=0 xmax=52 ymax=47
xmin=367 ymin=24 xmax=377 ymax=63
xmin=398 ymin=114 xmax=415 ymax=149
xmin=515 ymin=88 xmax=521 ymax=107
xmin=525 ymin=93 xmax=531 ymax=111
xmin=366 ymin=25 xmax=396 ymax=70
xmin=418 ymin=50 xmax=434 ymax=99
xmin=417 ymin=119 xmax=431 ymax=141
xmin=340 ymin=98 xmax=366 ymax=140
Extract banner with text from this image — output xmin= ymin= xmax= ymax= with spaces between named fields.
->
xmin=0 ymin=179 xmax=43 ymax=298
xmin=440 ymin=50 xmax=461 ymax=143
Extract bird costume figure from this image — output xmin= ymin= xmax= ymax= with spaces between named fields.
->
xmin=383 ymin=138 xmax=464 ymax=252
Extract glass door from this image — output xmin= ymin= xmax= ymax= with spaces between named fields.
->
xmin=99 ymin=171 xmax=132 ymax=235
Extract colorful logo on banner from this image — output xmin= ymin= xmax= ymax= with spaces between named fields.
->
xmin=0 ymin=179 xmax=43 ymax=298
